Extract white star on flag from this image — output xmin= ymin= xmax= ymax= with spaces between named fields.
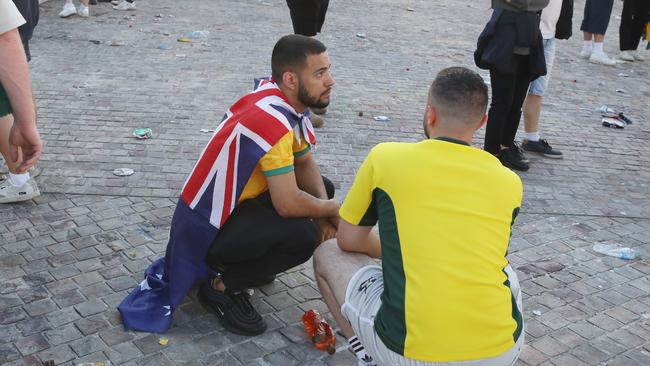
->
xmin=139 ymin=279 xmax=151 ymax=291
xmin=155 ymin=273 xmax=163 ymax=280
xmin=163 ymin=305 xmax=171 ymax=316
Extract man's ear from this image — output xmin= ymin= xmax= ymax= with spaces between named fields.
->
xmin=282 ymin=71 xmax=298 ymax=91
xmin=426 ymin=104 xmax=437 ymax=129
xmin=476 ymin=114 xmax=488 ymax=131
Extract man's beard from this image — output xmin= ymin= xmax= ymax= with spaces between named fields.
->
xmin=298 ymin=81 xmax=330 ymax=109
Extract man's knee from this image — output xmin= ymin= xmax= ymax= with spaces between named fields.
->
xmin=313 ymin=239 xmax=340 ymax=276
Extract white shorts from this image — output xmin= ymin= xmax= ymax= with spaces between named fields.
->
xmin=341 ymin=265 xmax=524 ymax=366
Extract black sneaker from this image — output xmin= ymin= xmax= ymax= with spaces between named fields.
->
xmin=499 ymin=146 xmax=530 ymax=171
xmin=522 ymin=139 xmax=563 ymax=159
xmin=199 ymin=281 xmax=267 ymax=336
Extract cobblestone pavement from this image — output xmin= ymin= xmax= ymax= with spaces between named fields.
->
xmin=1 ymin=0 xmax=649 ymax=365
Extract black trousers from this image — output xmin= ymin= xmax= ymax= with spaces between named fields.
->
xmin=484 ymin=55 xmax=532 ymax=155
xmin=205 ymin=177 xmax=335 ymax=290
xmin=286 ymin=0 xmax=329 ymax=36
xmin=620 ymin=0 xmax=650 ymax=51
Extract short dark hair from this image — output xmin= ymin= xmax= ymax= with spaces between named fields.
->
xmin=429 ymin=67 xmax=488 ymax=125
xmin=271 ymin=35 xmax=327 ymax=84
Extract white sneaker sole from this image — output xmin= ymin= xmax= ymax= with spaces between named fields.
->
xmin=0 ymin=188 xmax=40 ymax=203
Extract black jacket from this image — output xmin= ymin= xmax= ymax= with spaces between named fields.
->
xmin=554 ymin=0 xmax=573 ymax=40
xmin=474 ymin=9 xmax=547 ymax=80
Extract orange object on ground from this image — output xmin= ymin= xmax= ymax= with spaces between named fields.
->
xmin=301 ymin=309 xmax=336 ymax=354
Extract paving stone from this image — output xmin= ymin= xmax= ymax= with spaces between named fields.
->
xmin=44 ymin=324 xmax=83 ymax=346
xmin=16 ymin=285 xmax=50 ymax=304
xmin=52 ymin=289 xmax=86 ymax=308
xmin=105 ymin=341 xmax=143 ymax=364
xmin=74 ymin=299 xmax=108 ymax=317
xmin=0 ymin=307 xmax=26 ymax=325
xmin=46 ymin=307 xmax=81 ymax=328
xmin=230 ymin=341 xmax=267 ymax=363
xmin=202 ymin=351 xmax=242 ymax=366
xmin=69 ymin=334 xmax=106 ymax=357
xmin=13 ymin=334 xmax=50 ymax=356
xmin=0 ymin=344 xmax=20 ymax=364
xmin=98 ymin=327 xmax=136 ymax=346
xmin=74 ymin=314 xmax=111 ymax=336
xmin=15 ymin=315 xmax=52 ymax=336
xmin=0 ymin=324 xmax=22 ymax=344
xmin=36 ymin=344 xmax=76 ymax=365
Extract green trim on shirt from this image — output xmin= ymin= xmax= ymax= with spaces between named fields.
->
xmin=262 ymin=165 xmax=294 ymax=177
xmin=293 ymin=145 xmax=311 ymax=158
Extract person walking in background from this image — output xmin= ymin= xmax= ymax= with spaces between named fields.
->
xmin=520 ymin=0 xmax=572 ymax=161
xmin=475 ymin=0 xmax=549 ymax=172
xmin=618 ymin=0 xmax=650 ymax=61
xmin=286 ymin=0 xmax=329 ymax=128
xmin=579 ymin=0 xmax=616 ymax=65
xmin=59 ymin=0 xmax=91 ymax=18
xmin=0 ymin=0 xmax=42 ymax=203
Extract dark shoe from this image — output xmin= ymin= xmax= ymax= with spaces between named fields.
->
xmin=499 ymin=146 xmax=530 ymax=171
xmin=89 ymin=0 xmax=97 ymax=4
xmin=522 ymin=139 xmax=563 ymax=159
xmin=199 ymin=281 xmax=267 ymax=336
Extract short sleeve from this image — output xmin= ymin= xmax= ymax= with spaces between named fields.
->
xmin=339 ymin=150 xmax=378 ymax=226
xmin=293 ymin=129 xmax=311 ymax=158
xmin=260 ymin=131 xmax=295 ymax=177
xmin=0 ymin=0 xmax=26 ymax=35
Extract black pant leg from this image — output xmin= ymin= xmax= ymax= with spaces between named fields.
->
xmin=205 ymin=176 xmax=334 ymax=290
xmin=484 ymin=69 xmax=517 ymax=155
xmin=501 ymin=55 xmax=532 ymax=148
xmin=620 ymin=0 xmax=635 ymax=50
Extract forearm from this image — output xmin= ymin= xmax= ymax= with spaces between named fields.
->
xmin=0 ymin=29 xmax=35 ymax=124
xmin=294 ymin=153 xmax=328 ymax=200
xmin=278 ymin=189 xmax=339 ymax=218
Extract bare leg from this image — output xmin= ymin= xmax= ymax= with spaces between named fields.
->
xmin=313 ymin=239 xmax=376 ymax=338
xmin=594 ymin=34 xmax=605 ymax=42
xmin=583 ymin=32 xmax=593 ymax=41
xmin=522 ymin=94 xmax=542 ymax=134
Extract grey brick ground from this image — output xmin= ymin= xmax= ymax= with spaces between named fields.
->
xmin=1 ymin=0 xmax=649 ymax=365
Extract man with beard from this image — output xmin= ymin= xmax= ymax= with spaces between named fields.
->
xmin=119 ymin=35 xmax=338 ymax=336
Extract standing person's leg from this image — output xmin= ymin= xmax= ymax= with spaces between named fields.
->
xmin=498 ymin=56 xmax=532 ymax=171
xmin=484 ymin=69 xmax=517 ymax=156
xmin=522 ymin=39 xmax=563 ymax=159
xmin=77 ymin=0 xmax=90 ymax=17
xmin=314 ymin=240 xmax=378 ymax=366
xmin=580 ymin=0 xmax=595 ymax=58
xmin=588 ymin=0 xmax=616 ymax=65
xmin=620 ymin=0 xmax=636 ymax=57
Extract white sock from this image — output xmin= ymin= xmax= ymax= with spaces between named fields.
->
xmin=8 ymin=172 xmax=30 ymax=187
xmin=593 ymin=42 xmax=604 ymax=55
xmin=525 ymin=132 xmax=540 ymax=142
xmin=582 ymin=40 xmax=593 ymax=53
xmin=348 ymin=336 xmax=374 ymax=365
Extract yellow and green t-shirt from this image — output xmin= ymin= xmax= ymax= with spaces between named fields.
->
xmin=339 ymin=137 xmax=523 ymax=362
xmin=238 ymin=128 xmax=310 ymax=203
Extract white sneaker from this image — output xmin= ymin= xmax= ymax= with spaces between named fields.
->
xmin=113 ymin=1 xmax=136 ymax=10
xmin=59 ymin=3 xmax=77 ymax=17
xmin=77 ymin=4 xmax=89 ymax=17
xmin=111 ymin=0 xmax=120 ymax=4
xmin=589 ymin=52 xmax=617 ymax=66
xmin=579 ymin=49 xmax=592 ymax=59
xmin=633 ymin=51 xmax=645 ymax=61
xmin=619 ymin=50 xmax=636 ymax=62
xmin=0 ymin=178 xmax=40 ymax=203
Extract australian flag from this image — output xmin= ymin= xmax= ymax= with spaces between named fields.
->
xmin=118 ymin=80 xmax=316 ymax=333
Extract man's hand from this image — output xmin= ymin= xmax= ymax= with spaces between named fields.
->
xmin=317 ymin=218 xmax=337 ymax=242
xmin=9 ymin=121 xmax=42 ymax=173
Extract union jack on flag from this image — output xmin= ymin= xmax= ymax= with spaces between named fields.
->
xmin=118 ymin=80 xmax=316 ymax=333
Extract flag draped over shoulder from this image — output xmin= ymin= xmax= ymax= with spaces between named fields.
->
xmin=118 ymin=81 xmax=316 ymax=333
